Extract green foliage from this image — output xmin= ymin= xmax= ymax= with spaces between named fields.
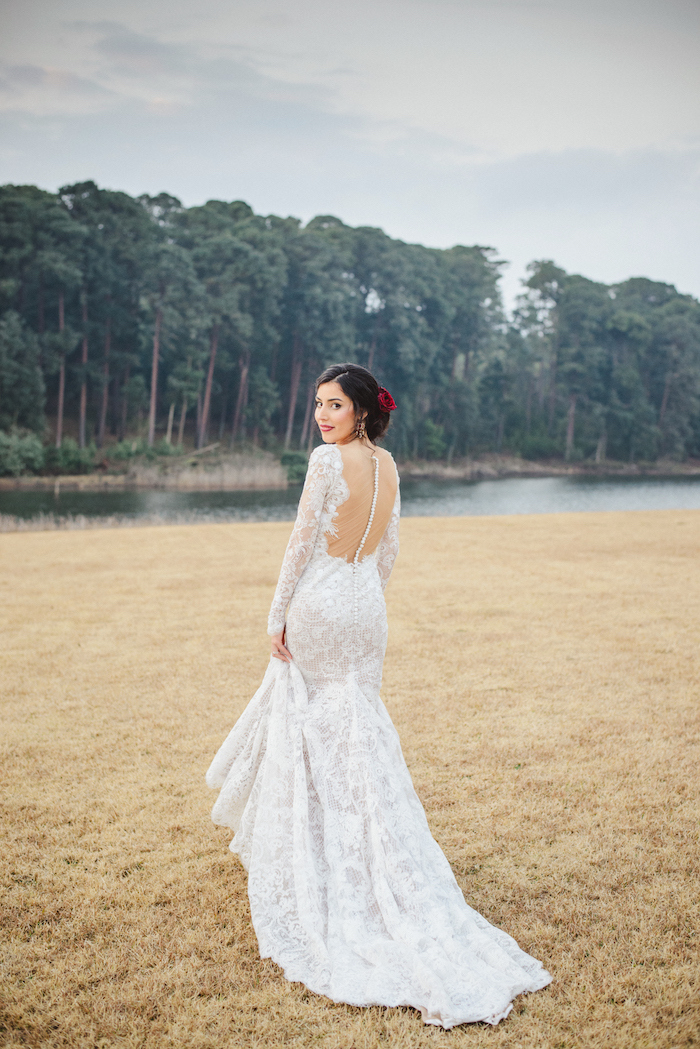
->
xmin=422 ymin=419 xmax=447 ymax=459
xmin=106 ymin=438 xmax=144 ymax=461
xmin=245 ymin=367 xmax=280 ymax=446
xmin=0 ymin=429 xmax=45 ymax=476
xmin=44 ymin=437 xmax=95 ymax=475
xmin=1 ymin=182 xmax=700 ymax=466
xmin=0 ymin=311 xmax=45 ymax=432
xmin=280 ymin=450 xmax=309 ymax=483
xmin=513 ymin=264 xmax=700 ymax=463
xmin=106 ymin=437 xmax=181 ymax=462
xmin=518 ymin=433 xmax=561 ymax=460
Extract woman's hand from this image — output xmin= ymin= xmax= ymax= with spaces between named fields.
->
xmin=271 ymin=628 xmax=292 ymax=663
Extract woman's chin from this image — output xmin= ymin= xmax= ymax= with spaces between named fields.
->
xmin=319 ymin=431 xmax=336 ymax=443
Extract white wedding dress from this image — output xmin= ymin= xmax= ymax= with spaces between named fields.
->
xmin=206 ymin=442 xmax=551 ymax=1027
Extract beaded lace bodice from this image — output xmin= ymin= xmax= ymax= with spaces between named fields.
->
xmin=267 ymin=442 xmax=400 ymax=636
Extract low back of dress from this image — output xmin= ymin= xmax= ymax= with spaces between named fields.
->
xmin=326 ymin=445 xmax=397 ymax=563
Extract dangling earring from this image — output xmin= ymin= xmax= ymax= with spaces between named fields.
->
xmin=355 ymin=417 xmax=366 ymax=440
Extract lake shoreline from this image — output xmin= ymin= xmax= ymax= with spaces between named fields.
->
xmin=400 ymin=454 xmax=700 ymax=482
xmin=2 ymin=452 xmax=699 ymax=492
xmin=0 ymin=450 xmax=289 ymax=492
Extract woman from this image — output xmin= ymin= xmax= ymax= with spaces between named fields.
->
xmin=206 ymin=363 xmax=551 ymax=1027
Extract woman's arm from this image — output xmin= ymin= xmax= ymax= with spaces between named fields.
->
xmin=267 ymin=447 xmax=334 ymax=642
xmin=375 ymin=471 xmax=401 ymax=590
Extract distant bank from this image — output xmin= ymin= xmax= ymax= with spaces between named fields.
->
xmin=1 ymin=450 xmax=699 ymax=492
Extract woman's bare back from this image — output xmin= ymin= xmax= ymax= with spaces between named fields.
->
xmin=326 ymin=443 xmax=398 ymax=563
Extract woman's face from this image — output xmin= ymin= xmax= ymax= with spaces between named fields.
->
xmin=315 ymin=381 xmax=360 ymax=444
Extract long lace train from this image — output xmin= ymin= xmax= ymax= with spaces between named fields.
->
xmin=207 ymin=657 xmax=551 ymax=1027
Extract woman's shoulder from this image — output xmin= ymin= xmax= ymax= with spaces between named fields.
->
xmin=309 ymin=442 xmax=341 ymax=463
xmin=375 ymin=446 xmax=399 ymax=479
xmin=308 ymin=443 xmax=343 ymax=474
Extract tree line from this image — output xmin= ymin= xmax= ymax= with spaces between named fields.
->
xmin=1 ymin=179 xmax=699 ymax=473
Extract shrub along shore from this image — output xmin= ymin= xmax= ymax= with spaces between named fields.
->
xmin=1 ymin=441 xmax=699 ymax=494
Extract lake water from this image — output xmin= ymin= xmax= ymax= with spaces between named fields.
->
xmin=2 ymin=475 xmax=700 ymax=526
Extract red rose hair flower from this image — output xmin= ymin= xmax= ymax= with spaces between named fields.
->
xmin=378 ymin=387 xmax=397 ymax=412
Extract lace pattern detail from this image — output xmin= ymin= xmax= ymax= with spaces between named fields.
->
xmin=267 ymin=444 xmax=349 ymax=636
xmin=375 ymin=478 xmax=400 ymax=590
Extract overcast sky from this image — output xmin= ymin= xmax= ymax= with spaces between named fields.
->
xmin=1 ymin=0 xmax=699 ymax=308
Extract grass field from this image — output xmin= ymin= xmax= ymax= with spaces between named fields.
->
xmin=1 ymin=511 xmax=699 ymax=1049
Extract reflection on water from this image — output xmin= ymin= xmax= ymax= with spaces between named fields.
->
xmin=401 ymin=475 xmax=700 ymax=517
xmin=1 ymin=474 xmax=700 ymax=526
xmin=0 ymin=486 xmax=301 ymax=523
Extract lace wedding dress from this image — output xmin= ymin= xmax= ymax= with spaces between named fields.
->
xmin=207 ymin=442 xmax=551 ymax=1027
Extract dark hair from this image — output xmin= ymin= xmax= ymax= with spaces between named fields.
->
xmin=315 ymin=363 xmax=392 ymax=442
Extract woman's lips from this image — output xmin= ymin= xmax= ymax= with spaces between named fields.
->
xmin=319 ymin=425 xmax=333 ymax=431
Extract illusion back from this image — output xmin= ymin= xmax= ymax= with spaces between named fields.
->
xmin=327 ymin=446 xmax=397 ymax=562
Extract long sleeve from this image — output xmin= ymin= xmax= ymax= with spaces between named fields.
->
xmin=267 ymin=447 xmax=334 ymax=635
xmin=375 ymin=476 xmax=400 ymax=591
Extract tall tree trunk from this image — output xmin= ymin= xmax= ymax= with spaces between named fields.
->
xmin=55 ymin=292 xmax=65 ymax=449
xmin=119 ymin=365 xmax=130 ymax=438
xmin=565 ymin=393 xmax=577 ymax=461
xmin=97 ymin=316 xmax=111 ymax=449
xmin=177 ymin=398 xmax=187 ymax=446
xmin=119 ymin=364 xmax=130 ymax=441
xmin=38 ymin=278 xmax=45 ymax=335
xmin=240 ymin=370 xmax=250 ymax=441
xmin=147 ymin=301 xmax=163 ymax=446
xmin=595 ymin=427 xmax=607 ymax=463
xmin=284 ymin=335 xmax=303 ymax=449
xmin=547 ymin=353 xmax=558 ymax=434
xmin=537 ymin=363 xmax=547 ymax=411
xmin=165 ymin=402 xmax=175 ymax=444
xmin=231 ymin=351 xmax=250 ymax=442
xmin=299 ymin=382 xmax=315 ymax=448
xmin=79 ymin=292 xmax=88 ymax=449
xmin=198 ymin=324 xmax=219 ymax=449
xmin=525 ymin=377 xmax=532 ymax=432
xmin=658 ymin=370 xmax=672 ymax=426
xmin=218 ymin=374 xmax=230 ymax=440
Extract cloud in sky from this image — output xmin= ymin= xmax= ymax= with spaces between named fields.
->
xmin=0 ymin=0 xmax=699 ymax=307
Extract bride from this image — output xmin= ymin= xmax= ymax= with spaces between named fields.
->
xmin=206 ymin=362 xmax=551 ymax=1027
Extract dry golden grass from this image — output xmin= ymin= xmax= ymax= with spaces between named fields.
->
xmin=1 ymin=511 xmax=699 ymax=1049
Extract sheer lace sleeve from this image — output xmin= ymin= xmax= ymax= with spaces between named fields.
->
xmin=267 ymin=446 xmax=337 ymax=636
xmin=375 ymin=469 xmax=400 ymax=591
